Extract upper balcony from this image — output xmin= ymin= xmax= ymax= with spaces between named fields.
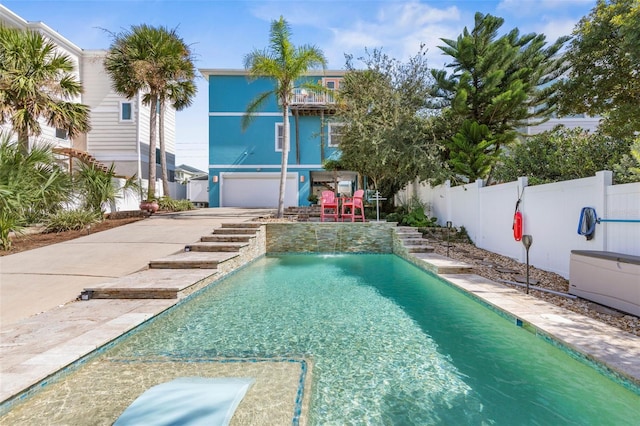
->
xmin=289 ymin=88 xmax=339 ymax=116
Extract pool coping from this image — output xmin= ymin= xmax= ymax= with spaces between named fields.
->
xmin=2 ymin=225 xmax=639 ymax=417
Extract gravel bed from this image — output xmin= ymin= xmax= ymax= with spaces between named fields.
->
xmin=429 ymin=238 xmax=639 ymax=337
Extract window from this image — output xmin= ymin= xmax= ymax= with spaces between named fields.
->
xmin=120 ymin=101 xmax=133 ymax=122
xmin=275 ymin=122 xmax=285 ymax=151
xmin=328 ymin=123 xmax=344 ymax=147
xmin=322 ymin=77 xmax=342 ymax=90
xmin=55 ymin=128 xmax=68 ymax=140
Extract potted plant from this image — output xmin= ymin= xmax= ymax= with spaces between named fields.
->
xmin=139 ymin=198 xmax=159 ymax=214
xmin=308 ymin=193 xmax=319 ymax=205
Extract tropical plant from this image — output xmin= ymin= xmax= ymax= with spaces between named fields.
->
xmin=386 ymin=196 xmax=437 ymax=227
xmin=0 ymin=132 xmax=72 ymax=249
xmin=558 ymin=0 xmax=640 ymax=137
xmin=104 ymin=24 xmax=195 ymax=200
xmin=242 ymin=16 xmax=327 ymax=218
xmin=159 ymin=77 xmax=197 ymax=196
xmin=43 ymin=209 xmax=101 ymax=233
xmin=433 ymin=12 xmax=569 ymax=181
xmin=74 ymin=162 xmax=139 ymax=215
xmin=0 ymin=26 xmax=91 ymax=153
xmin=156 ymin=196 xmax=194 ymax=212
xmin=156 ymin=37 xmax=197 ymax=196
xmin=307 ymin=193 xmax=319 ymax=205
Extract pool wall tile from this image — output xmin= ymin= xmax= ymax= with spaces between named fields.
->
xmin=266 ymin=222 xmax=396 ymax=254
xmin=215 ymin=225 xmax=267 ymax=275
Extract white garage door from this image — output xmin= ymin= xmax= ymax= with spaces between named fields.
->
xmin=220 ymin=172 xmax=298 ymax=208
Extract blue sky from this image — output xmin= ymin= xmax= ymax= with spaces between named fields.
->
xmin=1 ymin=0 xmax=596 ymax=171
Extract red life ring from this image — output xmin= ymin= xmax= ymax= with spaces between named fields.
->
xmin=513 ymin=211 xmax=523 ymax=241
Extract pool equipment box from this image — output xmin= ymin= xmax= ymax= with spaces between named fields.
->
xmin=569 ymin=250 xmax=640 ymax=316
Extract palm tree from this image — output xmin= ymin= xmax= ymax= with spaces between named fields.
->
xmin=0 ymin=26 xmax=91 ymax=153
xmin=158 ymin=68 xmax=197 ymax=197
xmin=104 ymin=24 xmax=195 ymax=200
xmin=243 ymin=16 xmax=326 ymax=217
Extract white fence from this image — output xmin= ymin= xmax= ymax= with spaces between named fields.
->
xmin=106 ymin=179 xmax=187 ymax=214
xmin=398 ymin=171 xmax=640 ymax=278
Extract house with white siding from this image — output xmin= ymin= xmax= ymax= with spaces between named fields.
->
xmin=524 ymin=114 xmax=601 ymax=135
xmin=0 ymin=4 xmax=177 ymax=182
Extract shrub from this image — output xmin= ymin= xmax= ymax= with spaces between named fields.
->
xmin=493 ymin=127 xmax=635 ymax=184
xmin=386 ymin=196 xmax=437 ymax=227
xmin=43 ymin=209 xmax=101 ymax=233
xmin=74 ymin=162 xmax=139 ymax=214
xmin=0 ymin=132 xmax=72 ymax=249
xmin=157 ymin=196 xmax=195 ymax=212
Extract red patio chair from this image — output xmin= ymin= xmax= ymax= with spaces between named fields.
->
xmin=341 ymin=189 xmax=366 ymax=222
xmin=320 ymin=191 xmax=339 ymax=222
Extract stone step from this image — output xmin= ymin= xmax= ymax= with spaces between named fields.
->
xmin=406 ymin=245 xmax=435 ymax=253
xmin=84 ymin=269 xmax=217 ymax=299
xmin=213 ymin=227 xmax=259 ymax=235
xmin=412 ymin=252 xmax=474 ymax=274
xmin=201 ymin=234 xmax=254 ymax=243
xmin=149 ymin=252 xmax=239 ymax=269
xmin=401 ymin=236 xmax=427 ymax=243
xmin=395 ymin=227 xmax=422 ymax=235
xmin=220 ymin=222 xmax=262 ymax=229
xmin=185 ymin=242 xmax=248 ymax=252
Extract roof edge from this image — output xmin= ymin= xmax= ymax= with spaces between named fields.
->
xmin=198 ymin=68 xmax=346 ymax=81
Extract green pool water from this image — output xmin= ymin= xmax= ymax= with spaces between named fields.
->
xmin=107 ymin=254 xmax=640 ymax=424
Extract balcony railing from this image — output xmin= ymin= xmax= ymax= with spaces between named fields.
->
xmin=289 ymin=88 xmax=337 ymax=106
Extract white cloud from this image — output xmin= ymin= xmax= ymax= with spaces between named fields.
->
xmin=322 ymin=1 xmax=462 ymax=68
xmin=534 ymin=18 xmax=579 ymax=43
xmin=245 ymin=1 xmax=463 ymax=69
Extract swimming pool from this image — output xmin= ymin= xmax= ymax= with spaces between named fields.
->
xmin=4 ymin=253 xmax=638 ymax=424
xmin=100 ymin=254 xmax=639 ymax=424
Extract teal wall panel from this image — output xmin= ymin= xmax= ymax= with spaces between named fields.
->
xmin=206 ymin=71 xmax=346 ymax=207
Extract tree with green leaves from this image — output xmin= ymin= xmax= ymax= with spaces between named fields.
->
xmin=433 ymin=12 xmax=569 ymax=181
xmin=337 ymin=48 xmax=446 ymax=203
xmin=492 ymin=127 xmax=635 ymax=185
xmin=558 ymin=0 xmax=640 ymax=137
xmin=243 ymin=16 xmax=326 ymax=218
xmin=613 ymin=137 xmax=640 ymax=183
xmin=104 ymin=24 xmax=196 ymax=200
xmin=0 ymin=26 xmax=91 ymax=153
xmin=447 ymin=120 xmax=496 ymax=182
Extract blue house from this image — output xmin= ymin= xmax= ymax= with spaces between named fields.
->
xmin=200 ymin=69 xmax=356 ymax=208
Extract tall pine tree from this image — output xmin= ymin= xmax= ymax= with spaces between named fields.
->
xmin=433 ymin=12 xmax=569 ymax=181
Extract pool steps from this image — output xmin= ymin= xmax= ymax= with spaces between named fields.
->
xmin=394 ymin=226 xmax=474 ymax=273
xmin=148 ymin=251 xmax=240 ymax=269
xmin=84 ymin=269 xmax=218 ymax=299
xmin=84 ymin=223 xmax=262 ymax=300
xmin=395 ymin=226 xmax=437 ymax=254
xmin=212 ymin=227 xmax=261 ymax=235
xmin=185 ymin=241 xmax=249 ymax=252
xmin=200 ymin=234 xmax=254 ymax=243
xmin=412 ymin=252 xmax=474 ymax=274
